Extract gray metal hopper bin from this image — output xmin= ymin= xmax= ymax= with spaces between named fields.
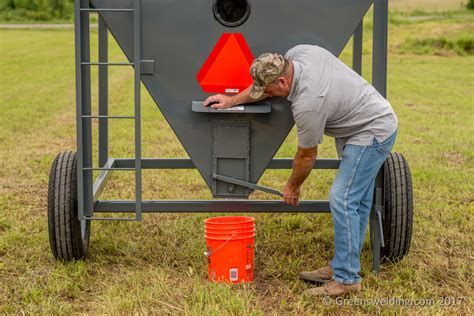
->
xmin=47 ymin=0 xmax=413 ymax=273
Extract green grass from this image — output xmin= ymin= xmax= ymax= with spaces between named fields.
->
xmin=390 ymin=10 xmax=474 ymax=56
xmin=390 ymin=0 xmax=469 ymax=11
xmin=1 ymin=9 xmax=473 ymax=315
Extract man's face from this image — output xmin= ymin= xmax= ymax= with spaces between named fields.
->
xmin=264 ymin=77 xmax=290 ymax=97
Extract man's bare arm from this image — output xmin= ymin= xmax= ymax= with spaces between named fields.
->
xmin=283 ymin=146 xmax=318 ymax=206
xmin=203 ymin=85 xmax=268 ymax=109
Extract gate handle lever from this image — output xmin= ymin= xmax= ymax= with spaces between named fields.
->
xmin=375 ymin=188 xmax=385 ymax=248
xmin=212 ymin=173 xmax=283 ymax=197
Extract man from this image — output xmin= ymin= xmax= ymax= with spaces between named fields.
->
xmin=203 ymin=45 xmax=398 ymax=296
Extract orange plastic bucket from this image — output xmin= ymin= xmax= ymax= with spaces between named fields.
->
xmin=204 ymin=216 xmax=255 ymax=283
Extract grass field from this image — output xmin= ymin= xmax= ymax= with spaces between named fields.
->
xmin=390 ymin=0 xmax=468 ymax=11
xmin=1 ymin=5 xmax=473 ymax=315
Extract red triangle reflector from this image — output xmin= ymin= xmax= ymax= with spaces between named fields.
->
xmin=197 ymin=33 xmax=254 ymax=94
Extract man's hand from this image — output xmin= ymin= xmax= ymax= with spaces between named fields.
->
xmin=282 ymin=183 xmax=301 ymax=206
xmin=203 ymin=94 xmax=236 ymax=109
xmin=203 ymin=85 xmax=265 ymax=109
xmin=282 ymin=146 xmax=317 ymax=206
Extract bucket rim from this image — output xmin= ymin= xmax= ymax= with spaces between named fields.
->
xmin=205 ymin=223 xmax=255 ymax=228
xmin=204 ymin=216 xmax=255 ymax=225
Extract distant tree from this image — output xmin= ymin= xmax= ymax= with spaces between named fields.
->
xmin=0 ymin=0 xmax=15 ymax=11
xmin=468 ymin=0 xmax=474 ymax=9
xmin=1 ymin=0 xmax=74 ymax=20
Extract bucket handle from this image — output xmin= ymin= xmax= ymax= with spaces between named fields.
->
xmin=204 ymin=232 xmax=237 ymax=257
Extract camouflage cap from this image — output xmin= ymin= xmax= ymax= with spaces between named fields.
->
xmin=249 ymin=53 xmax=285 ymax=99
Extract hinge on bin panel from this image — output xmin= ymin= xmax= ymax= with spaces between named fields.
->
xmin=141 ymin=60 xmax=154 ymax=75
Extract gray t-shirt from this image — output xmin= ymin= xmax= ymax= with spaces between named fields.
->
xmin=285 ymin=45 xmax=398 ymax=155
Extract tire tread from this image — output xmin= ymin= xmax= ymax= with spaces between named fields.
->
xmin=380 ymin=152 xmax=413 ymax=261
xmin=47 ymin=151 xmax=90 ymax=261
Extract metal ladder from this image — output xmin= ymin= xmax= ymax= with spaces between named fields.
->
xmin=75 ymin=0 xmax=142 ymax=221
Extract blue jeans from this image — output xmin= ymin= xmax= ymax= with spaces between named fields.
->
xmin=329 ymin=130 xmax=397 ymax=284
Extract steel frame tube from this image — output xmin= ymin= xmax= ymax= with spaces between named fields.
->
xmin=113 ymin=158 xmax=341 ymax=169
xmin=133 ymin=0 xmax=142 ymax=220
xmin=98 ymin=15 xmax=109 ymax=167
xmin=75 ymin=0 xmax=94 ymax=219
xmin=352 ymin=19 xmax=363 ymax=75
xmin=369 ymin=0 xmax=388 ymax=274
xmin=74 ymin=0 xmax=83 ymax=220
xmin=372 ymin=0 xmax=388 ymax=97
xmin=94 ymin=200 xmax=332 ymax=213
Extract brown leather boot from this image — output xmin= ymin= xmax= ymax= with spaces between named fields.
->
xmin=299 ymin=265 xmax=333 ymax=283
xmin=303 ymin=280 xmax=361 ymax=297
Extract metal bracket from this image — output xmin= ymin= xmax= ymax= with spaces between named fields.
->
xmin=212 ymin=173 xmax=283 ymax=197
xmin=141 ymin=60 xmax=154 ymax=75
xmin=371 ymin=170 xmax=385 ymax=274
xmin=83 ymin=216 xmax=137 ymax=221
xmin=375 ymin=208 xmax=385 ymax=248
xmin=374 ymin=187 xmax=385 ymax=248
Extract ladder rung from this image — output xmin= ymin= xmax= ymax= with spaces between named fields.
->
xmin=83 ymin=217 xmax=137 ymax=221
xmin=82 ymin=115 xmax=136 ymax=119
xmin=81 ymin=62 xmax=133 ymax=66
xmin=83 ymin=167 xmax=135 ymax=171
xmin=80 ymin=8 xmax=134 ymax=12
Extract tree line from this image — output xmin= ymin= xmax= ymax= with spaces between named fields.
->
xmin=0 ymin=0 xmax=74 ymax=21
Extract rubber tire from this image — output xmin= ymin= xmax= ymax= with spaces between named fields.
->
xmin=48 ymin=151 xmax=91 ymax=260
xmin=373 ymin=152 xmax=413 ymax=261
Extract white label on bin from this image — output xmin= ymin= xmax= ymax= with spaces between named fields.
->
xmin=229 ymin=268 xmax=238 ymax=281
xmin=245 ymin=264 xmax=252 ymax=270
xmin=225 ymin=88 xmax=239 ymax=93
xmin=217 ymin=106 xmax=244 ymax=111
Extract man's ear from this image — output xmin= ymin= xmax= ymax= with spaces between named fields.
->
xmin=278 ymin=76 xmax=287 ymax=87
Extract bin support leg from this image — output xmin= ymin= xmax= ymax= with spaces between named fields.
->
xmin=371 ymin=168 xmax=384 ymax=274
xmin=372 ymin=0 xmax=388 ymax=97
xmin=352 ymin=19 xmax=363 ymax=75
xmin=75 ymin=0 xmax=94 ymax=219
xmin=98 ymin=15 xmax=109 ymax=167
